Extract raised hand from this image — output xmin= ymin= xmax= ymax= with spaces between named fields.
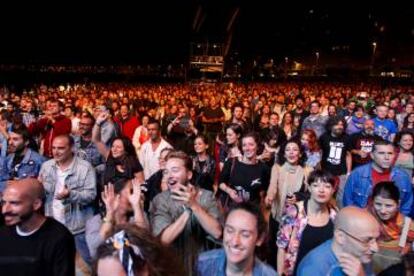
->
xmin=128 ymin=178 xmax=143 ymax=210
xmin=338 ymin=253 xmax=365 ymax=276
xmin=96 ymin=112 xmax=109 ymax=125
xmin=170 ymin=183 xmax=198 ymax=208
xmin=101 ymin=183 xmax=120 ymax=215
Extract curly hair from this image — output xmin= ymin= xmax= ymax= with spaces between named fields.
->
xmin=277 ymin=138 xmax=307 ymax=166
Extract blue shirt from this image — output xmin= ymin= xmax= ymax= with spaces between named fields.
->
xmin=0 ymin=149 xmax=45 ymax=192
xmin=297 ymin=240 xmax=374 ymax=276
xmin=197 ymin=249 xmax=277 ymax=276
xmin=343 ymin=163 xmax=413 ymax=217
xmin=373 ymin=117 xmax=397 ymax=141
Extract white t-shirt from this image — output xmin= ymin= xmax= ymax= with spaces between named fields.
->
xmin=138 ymin=138 xmax=172 ymax=179
xmin=52 ymin=166 xmax=70 ymax=224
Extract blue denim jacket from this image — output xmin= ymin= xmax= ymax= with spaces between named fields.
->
xmin=72 ymin=135 xmax=104 ymax=168
xmin=343 ymin=163 xmax=413 ymax=216
xmin=297 ymin=240 xmax=374 ymax=276
xmin=0 ymin=149 xmax=46 ymax=192
xmin=39 ymin=156 xmax=97 ymax=234
xmin=196 ymin=249 xmax=277 ymax=276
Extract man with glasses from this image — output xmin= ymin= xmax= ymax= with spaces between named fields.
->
xmin=72 ymin=112 xmax=104 ymax=170
xmin=297 ymin=206 xmax=380 ymax=276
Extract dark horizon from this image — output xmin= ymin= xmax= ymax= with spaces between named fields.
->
xmin=0 ymin=3 xmax=413 ymax=66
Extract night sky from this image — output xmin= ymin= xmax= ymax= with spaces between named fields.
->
xmin=0 ymin=2 xmax=413 ymax=65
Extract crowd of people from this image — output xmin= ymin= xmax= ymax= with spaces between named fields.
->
xmin=0 ymin=81 xmax=414 ymax=275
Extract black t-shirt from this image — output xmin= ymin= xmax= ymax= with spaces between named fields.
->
xmin=348 ymin=132 xmax=382 ymax=169
xmin=192 ymin=157 xmax=216 ymax=192
xmin=0 ymin=218 xmax=75 ymax=276
xmin=104 ymin=156 xmax=143 ymax=188
xmin=10 ymin=153 xmax=25 ymax=179
xmin=144 ymin=169 xmax=163 ymax=211
xmin=219 ymin=158 xmax=270 ymax=203
xmin=203 ymin=107 xmax=224 ymax=133
xmin=293 ymin=201 xmax=334 ymax=275
xmin=320 ymin=133 xmax=350 ymax=176
xmin=292 ymin=109 xmax=310 ymax=128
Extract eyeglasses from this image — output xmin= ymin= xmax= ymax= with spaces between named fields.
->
xmin=338 ymin=228 xmax=377 ymax=246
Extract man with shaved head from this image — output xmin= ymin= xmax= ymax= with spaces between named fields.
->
xmin=297 ymin=206 xmax=380 ymax=276
xmin=0 ymin=178 xmax=75 ymax=275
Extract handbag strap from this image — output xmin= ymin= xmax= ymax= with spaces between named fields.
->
xmin=398 ymin=216 xmax=412 ymax=248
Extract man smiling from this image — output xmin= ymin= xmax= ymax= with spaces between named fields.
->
xmin=197 ymin=203 xmax=277 ymax=276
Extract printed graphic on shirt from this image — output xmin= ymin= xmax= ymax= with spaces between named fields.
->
xmin=327 ymin=141 xmax=345 ymax=165
xmin=360 ymin=140 xmax=374 ymax=153
xmin=234 ymin=178 xmax=262 ymax=202
xmin=375 ymin=125 xmax=390 ymax=140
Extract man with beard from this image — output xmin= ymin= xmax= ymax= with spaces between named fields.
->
xmin=28 ymin=99 xmax=71 ymax=158
xmin=297 ymin=207 xmax=380 ymax=276
xmin=291 ymin=95 xmax=309 ymax=129
xmin=343 ymin=140 xmax=413 ymax=216
xmin=150 ymin=151 xmax=221 ymax=275
xmin=0 ymin=178 xmax=75 ymax=275
xmin=0 ymin=127 xmax=45 ymax=193
xmin=319 ymin=116 xmax=352 ymax=208
xmin=348 ymin=119 xmax=382 ymax=169
xmin=72 ymin=112 xmax=104 ymax=172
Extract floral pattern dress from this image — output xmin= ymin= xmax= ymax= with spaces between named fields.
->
xmin=276 ymin=200 xmax=337 ymax=275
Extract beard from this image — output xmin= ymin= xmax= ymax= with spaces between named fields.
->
xmin=332 ymin=128 xmax=344 ymax=137
xmin=3 ymin=209 xmax=34 ymax=226
xmin=364 ymin=129 xmax=374 ymax=135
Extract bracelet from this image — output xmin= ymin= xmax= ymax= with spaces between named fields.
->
xmin=102 ymin=217 xmax=113 ymax=224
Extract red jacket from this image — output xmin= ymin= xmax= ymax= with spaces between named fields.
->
xmin=114 ymin=115 xmax=140 ymax=140
xmin=29 ymin=115 xmax=71 ymax=158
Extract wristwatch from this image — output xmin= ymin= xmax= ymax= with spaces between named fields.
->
xmin=182 ymin=205 xmax=192 ymax=214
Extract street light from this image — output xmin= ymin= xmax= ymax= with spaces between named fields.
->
xmin=314 ymin=51 xmax=320 ymax=76
xmin=284 ymin=57 xmax=289 ymax=78
xmin=371 ymin=42 xmax=377 ymax=75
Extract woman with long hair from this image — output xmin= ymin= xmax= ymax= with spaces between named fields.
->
xmin=280 ymin=112 xmax=297 ymax=140
xmin=219 ymin=123 xmax=243 ymax=170
xmin=402 ymin=112 xmax=414 ymax=133
xmin=192 ymin=135 xmax=216 ymax=192
xmin=264 ymin=138 xmax=313 ymax=269
xmin=300 ymin=129 xmax=322 ymax=168
xmin=93 ymin=112 xmax=144 ymax=190
xmin=394 ymin=130 xmax=414 ymax=178
xmin=219 ymin=132 xmax=270 ymax=206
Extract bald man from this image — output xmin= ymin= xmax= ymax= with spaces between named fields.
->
xmin=297 ymin=206 xmax=380 ymax=276
xmin=0 ymin=178 xmax=75 ymax=276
